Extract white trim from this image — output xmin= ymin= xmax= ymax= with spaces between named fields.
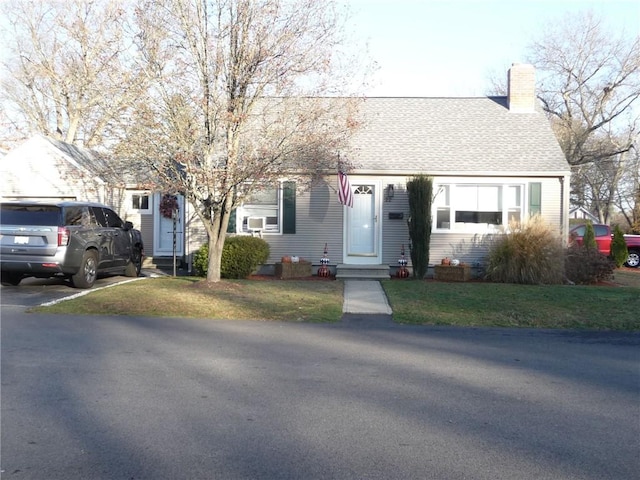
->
xmin=126 ymin=190 xmax=153 ymax=215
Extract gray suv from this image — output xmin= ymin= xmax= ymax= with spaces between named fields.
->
xmin=1 ymin=201 xmax=144 ymax=288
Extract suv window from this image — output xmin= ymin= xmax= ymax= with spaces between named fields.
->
xmin=92 ymin=207 xmax=125 ymax=228
xmin=65 ymin=206 xmax=98 ymax=227
xmin=1 ymin=205 xmax=61 ymax=226
xmin=103 ymin=208 xmax=124 ymax=228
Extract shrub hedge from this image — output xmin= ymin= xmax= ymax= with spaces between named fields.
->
xmin=193 ymin=236 xmax=270 ymax=279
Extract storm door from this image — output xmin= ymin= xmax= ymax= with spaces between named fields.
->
xmin=344 ymin=183 xmax=381 ymax=264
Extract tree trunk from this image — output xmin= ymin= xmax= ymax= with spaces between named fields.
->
xmin=206 ymin=233 xmax=224 ymax=283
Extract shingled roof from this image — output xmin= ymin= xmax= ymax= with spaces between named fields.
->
xmin=347 ymin=95 xmax=569 ymax=176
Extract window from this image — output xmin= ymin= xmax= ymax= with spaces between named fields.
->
xmin=241 ymin=186 xmax=279 ymax=233
xmin=506 ymin=185 xmax=522 ymax=223
xmin=129 ymin=192 xmax=151 ymax=214
xmin=454 ymin=185 xmax=502 ymax=225
xmin=236 ymin=181 xmax=296 ymax=234
xmin=435 ymin=185 xmax=450 ymax=229
xmin=434 ymin=183 xmax=526 ymax=232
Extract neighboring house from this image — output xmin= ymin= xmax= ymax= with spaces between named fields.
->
xmin=2 ymin=64 xmax=571 ymax=278
xmin=1 ymin=134 xmax=108 ymax=203
xmin=569 ymin=206 xmax=600 ymax=224
xmin=204 ymin=63 xmax=570 ymax=277
xmin=0 ymin=134 xmax=182 ymax=259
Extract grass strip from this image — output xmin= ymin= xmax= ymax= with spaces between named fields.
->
xmin=382 ymin=279 xmax=640 ymax=330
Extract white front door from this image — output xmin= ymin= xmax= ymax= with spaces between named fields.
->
xmin=153 ymin=194 xmax=184 ymax=257
xmin=344 ymin=182 xmax=381 ymax=264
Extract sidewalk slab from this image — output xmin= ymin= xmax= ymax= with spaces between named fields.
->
xmin=343 ymin=280 xmax=392 ymax=315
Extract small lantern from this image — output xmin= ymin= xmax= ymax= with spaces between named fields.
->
xmin=318 ymin=243 xmax=331 ymax=277
xmin=396 ymin=244 xmax=410 ymax=278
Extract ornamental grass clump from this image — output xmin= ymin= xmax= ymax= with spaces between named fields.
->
xmin=485 ymin=216 xmax=565 ymax=284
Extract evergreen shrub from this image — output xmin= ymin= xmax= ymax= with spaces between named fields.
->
xmin=406 ymin=175 xmax=433 ymax=278
xmin=193 ymin=236 xmax=270 ymax=279
xmin=611 ymin=225 xmax=629 ymax=268
xmin=583 ymin=221 xmax=597 ymax=250
xmin=564 ymin=244 xmax=614 ymax=284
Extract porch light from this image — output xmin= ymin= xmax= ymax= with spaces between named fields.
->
xmin=385 ymin=184 xmax=395 ymax=202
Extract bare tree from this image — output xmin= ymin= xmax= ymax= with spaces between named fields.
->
xmin=1 ymin=0 xmax=146 ymax=147
xmin=612 ymin=146 xmax=640 ymax=232
xmin=127 ymin=0 xmax=366 ymax=282
xmin=527 ymin=10 xmax=640 ymax=222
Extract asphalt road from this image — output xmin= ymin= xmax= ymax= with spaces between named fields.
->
xmin=1 ymin=286 xmax=639 ymax=479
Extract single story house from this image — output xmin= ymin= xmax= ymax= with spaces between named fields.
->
xmin=1 ymin=64 xmax=570 ymax=277
xmin=210 ymin=63 xmax=570 ymax=277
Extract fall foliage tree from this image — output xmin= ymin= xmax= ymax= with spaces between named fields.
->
xmin=124 ymin=0 xmax=366 ymax=282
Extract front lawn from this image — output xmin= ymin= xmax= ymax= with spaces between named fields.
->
xmin=381 ymin=278 xmax=639 ymax=330
xmin=34 ymin=277 xmax=344 ymax=322
xmin=32 ymin=271 xmax=640 ymax=330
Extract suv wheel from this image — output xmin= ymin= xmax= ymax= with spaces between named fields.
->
xmin=1 ymin=272 xmax=22 ymax=286
xmin=125 ymin=249 xmax=142 ymax=277
xmin=72 ymin=250 xmax=98 ymax=289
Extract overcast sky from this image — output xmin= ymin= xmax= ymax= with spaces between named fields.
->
xmin=346 ymin=0 xmax=640 ymax=97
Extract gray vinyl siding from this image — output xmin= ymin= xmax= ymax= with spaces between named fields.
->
xmin=261 ymin=178 xmax=344 ymax=265
xmin=139 ymin=214 xmax=154 ymax=257
xmin=381 ymin=178 xmax=411 ymax=267
xmin=535 ymin=176 xmax=565 ymax=229
xmin=248 ymin=174 xmax=566 ymax=270
xmin=425 ymin=176 xmax=565 ymax=269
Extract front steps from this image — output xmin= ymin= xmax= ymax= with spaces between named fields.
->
xmin=335 ymin=264 xmax=390 ymax=280
xmin=142 ymin=256 xmax=185 ymax=274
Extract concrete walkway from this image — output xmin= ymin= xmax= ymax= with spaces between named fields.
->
xmin=342 ymin=280 xmax=392 ymax=315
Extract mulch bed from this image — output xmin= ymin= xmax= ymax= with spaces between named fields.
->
xmin=248 ymin=274 xmax=336 ymax=281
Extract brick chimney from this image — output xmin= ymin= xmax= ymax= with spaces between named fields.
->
xmin=507 ymin=63 xmax=536 ymax=112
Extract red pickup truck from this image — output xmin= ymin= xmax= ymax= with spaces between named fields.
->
xmin=569 ymin=224 xmax=640 ymax=268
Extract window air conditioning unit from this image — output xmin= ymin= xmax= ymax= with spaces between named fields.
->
xmin=247 ymin=216 xmax=266 ymax=232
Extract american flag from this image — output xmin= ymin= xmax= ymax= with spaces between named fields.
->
xmin=338 ymin=171 xmax=353 ymax=207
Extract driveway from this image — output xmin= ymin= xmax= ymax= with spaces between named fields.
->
xmin=0 ymin=272 xmax=152 ymax=309
xmin=2 ymin=307 xmax=639 ymax=480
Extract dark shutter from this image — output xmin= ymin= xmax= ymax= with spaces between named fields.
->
xmin=226 ymin=209 xmax=236 ymax=233
xmin=282 ymin=181 xmax=296 ymax=234
xmin=529 ymin=183 xmax=541 ymax=216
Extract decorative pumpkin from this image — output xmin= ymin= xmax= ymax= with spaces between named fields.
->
xmin=441 ymin=257 xmax=451 ymax=265
xmin=281 ymin=256 xmax=291 ymax=263
xmin=450 ymin=259 xmax=460 ymax=266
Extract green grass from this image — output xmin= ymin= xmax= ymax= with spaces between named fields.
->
xmin=382 ymin=276 xmax=640 ymax=330
xmin=32 ymin=271 xmax=640 ymax=330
